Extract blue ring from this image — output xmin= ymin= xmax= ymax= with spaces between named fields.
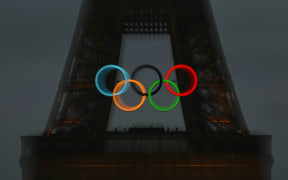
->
xmin=95 ymin=65 xmax=130 ymax=96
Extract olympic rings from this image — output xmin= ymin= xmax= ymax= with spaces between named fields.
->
xmin=113 ymin=79 xmax=146 ymax=112
xmin=165 ymin=64 xmax=198 ymax=96
xmin=148 ymin=79 xmax=180 ymax=112
xmin=95 ymin=65 xmax=130 ymax=96
xmin=94 ymin=64 xmax=198 ymax=111
xmin=131 ymin=64 xmax=162 ymax=96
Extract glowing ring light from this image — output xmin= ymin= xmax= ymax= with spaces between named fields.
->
xmin=148 ymin=79 xmax=180 ymax=111
xmin=165 ymin=64 xmax=197 ymax=96
xmin=113 ymin=79 xmax=146 ymax=112
xmin=131 ymin=64 xmax=163 ymax=96
xmin=95 ymin=65 xmax=129 ymax=96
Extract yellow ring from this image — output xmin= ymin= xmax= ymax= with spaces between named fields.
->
xmin=113 ymin=79 xmax=146 ymax=112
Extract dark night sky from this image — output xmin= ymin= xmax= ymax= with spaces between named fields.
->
xmin=0 ymin=0 xmax=287 ymax=179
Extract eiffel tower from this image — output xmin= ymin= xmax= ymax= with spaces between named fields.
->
xmin=20 ymin=0 xmax=273 ymax=179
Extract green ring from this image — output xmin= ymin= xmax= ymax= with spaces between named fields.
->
xmin=148 ymin=79 xmax=180 ymax=111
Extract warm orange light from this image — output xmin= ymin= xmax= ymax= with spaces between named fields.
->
xmin=46 ymin=127 xmax=52 ymax=136
xmin=64 ymin=163 xmax=245 ymax=168
xmin=113 ymin=79 xmax=146 ymax=112
xmin=62 ymin=117 xmax=84 ymax=124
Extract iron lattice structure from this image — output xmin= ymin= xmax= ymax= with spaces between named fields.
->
xmin=20 ymin=0 xmax=273 ymax=179
xmin=44 ymin=0 xmax=248 ymax=136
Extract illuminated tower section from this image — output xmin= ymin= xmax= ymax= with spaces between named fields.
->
xmin=20 ymin=0 xmax=273 ymax=180
xmin=43 ymin=0 xmax=248 ymax=136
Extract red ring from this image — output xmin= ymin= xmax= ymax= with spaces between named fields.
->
xmin=165 ymin=64 xmax=198 ymax=96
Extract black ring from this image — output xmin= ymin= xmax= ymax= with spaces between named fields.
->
xmin=131 ymin=64 xmax=163 ymax=96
